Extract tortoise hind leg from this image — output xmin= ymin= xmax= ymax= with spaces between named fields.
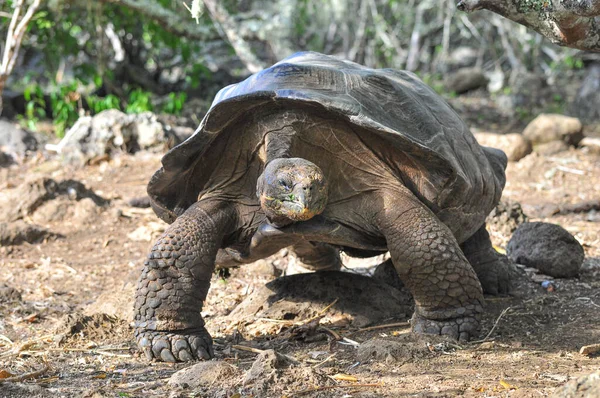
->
xmin=134 ymin=200 xmax=237 ymax=362
xmin=376 ymin=191 xmax=484 ymax=341
xmin=460 ymin=224 xmax=513 ymax=295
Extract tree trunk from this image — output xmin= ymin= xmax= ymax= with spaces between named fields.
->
xmin=202 ymin=0 xmax=266 ymax=73
xmin=456 ymin=0 xmax=600 ymax=51
xmin=0 ymin=75 xmax=6 ymax=117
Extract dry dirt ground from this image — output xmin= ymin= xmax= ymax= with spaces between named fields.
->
xmin=1 ymin=125 xmax=600 ymax=397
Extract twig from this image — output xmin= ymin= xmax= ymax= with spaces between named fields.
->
xmin=311 ymin=353 xmax=337 ymax=369
xmin=357 ymin=321 xmax=410 ymax=332
xmin=231 ymin=345 xmax=265 ymax=354
xmin=0 ymin=365 xmax=49 ymax=383
xmin=290 ymin=382 xmax=384 ymax=396
xmin=472 ymin=306 xmax=512 ymax=344
xmin=318 ymin=326 xmax=342 ymax=341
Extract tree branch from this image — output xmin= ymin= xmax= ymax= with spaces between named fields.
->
xmin=201 ymin=0 xmax=266 ymax=73
xmin=96 ymin=0 xmax=216 ymax=41
xmin=457 ymin=0 xmax=600 ymax=51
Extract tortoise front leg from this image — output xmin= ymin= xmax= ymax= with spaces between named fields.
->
xmin=378 ymin=193 xmax=485 ymax=341
xmin=134 ymin=200 xmax=237 ymax=362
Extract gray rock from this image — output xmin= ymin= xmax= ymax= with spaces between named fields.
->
xmin=572 ymin=64 xmax=600 ymax=123
xmin=0 ymin=283 xmax=22 ymax=301
xmin=243 ymin=349 xmax=292 ymax=385
xmin=445 ymin=67 xmax=488 ymax=94
xmin=473 ymin=132 xmax=532 ymax=162
xmin=0 ymin=120 xmax=38 ymax=155
xmin=507 ymin=222 xmax=584 ymax=278
xmin=0 ymin=221 xmax=57 ymax=246
xmin=168 ymin=361 xmax=237 ymax=389
xmin=358 ymin=334 xmax=452 ymax=363
xmin=551 ymin=371 xmax=600 ymax=398
xmin=49 ymin=110 xmax=178 ymax=164
xmin=511 ymin=72 xmax=545 ymax=107
xmin=522 ymin=114 xmax=584 ymax=146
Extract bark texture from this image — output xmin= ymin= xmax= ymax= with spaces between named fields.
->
xmin=457 ymin=0 xmax=600 ymax=51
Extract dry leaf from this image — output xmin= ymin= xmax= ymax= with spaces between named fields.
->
xmin=0 ymin=369 xmax=14 ymax=379
xmin=332 ymin=373 xmax=358 ymax=382
xmin=500 ymin=380 xmax=517 ymax=390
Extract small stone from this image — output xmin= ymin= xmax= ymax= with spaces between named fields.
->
xmin=507 ymin=222 xmax=584 ymax=278
xmin=551 ymin=371 xmax=600 ymax=398
xmin=534 ymin=140 xmax=570 ymax=156
xmin=473 ymin=132 xmax=532 ymax=161
xmin=522 ymin=114 xmax=583 ymax=146
xmin=445 ymin=67 xmax=488 ymax=94
xmin=168 ymin=361 xmax=237 ymax=389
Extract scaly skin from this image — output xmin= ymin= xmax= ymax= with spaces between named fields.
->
xmin=460 ymin=225 xmax=513 ymax=295
xmin=378 ymin=197 xmax=484 ymax=341
xmin=134 ymin=200 xmax=236 ymax=362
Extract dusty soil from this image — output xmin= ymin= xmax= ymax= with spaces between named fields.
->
xmin=1 ymin=119 xmax=600 ymax=397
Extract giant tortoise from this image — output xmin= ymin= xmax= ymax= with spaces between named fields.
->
xmin=134 ymin=52 xmax=510 ymax=362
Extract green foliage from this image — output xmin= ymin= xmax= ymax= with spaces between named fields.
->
xmin=21 ymin=84 xmax=47 ymax=130
xmin=162 ymin=92 xmax=187 ymax=115
xmin=50 ymin=81 xmax=82 ymax=137
xmin=126 ymin=88 xmax=153 ymax=114
xmin=87 ymin=94 xmax=121 ymax=114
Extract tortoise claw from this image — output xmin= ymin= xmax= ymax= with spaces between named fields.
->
xmin=136 ymin=329 xmax=214 ymax=362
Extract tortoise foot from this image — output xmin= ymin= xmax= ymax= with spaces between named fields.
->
xmin=411 ymin=312 xmax=480 ymax=342
xmin=136 ymin=329 xmax=214 ymax=362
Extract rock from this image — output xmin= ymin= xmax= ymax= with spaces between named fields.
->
xmin=168 ymin=361 xmax=237 ymax=389
xmin=0 ymin=221 xmax=57 ymax=246
xmin=0 ymin=120 xmax=38 ymax=156
xmin=507 ymin=222 xmax=584 ymax=278
xmin=572 ymin=64 xmax=600 ymax=123
xmin=84 ymin=281 xmax=136 ymax=322
xmin=0 ymin=177 xmax=108 ymax=222
xmin=534 ymin=140 xmax=570 ymax=155
xmin=445 ymin=67 xmax=488 ymax=94
xmin=473 ymin=132 xmax=532 ymax=161
xmin=551 ymin=371 xmax=600 ymax=398
xmin=48 ymin=110 xmax=179 ymax=164
xmin=357 ymin=334 xmax=453 ymax=363
xmin=243 ymin=350 xmax=292 ymax=385
xmin=228 ymin=272 xmax=412 ymax=330
xmin=130 ymin=112 xmax=168 ymax=149
xmin=0 ymin=150 xmax=15 ymax=167
xmin=511 ymin=72 xmax=545 ymax=107
xmin=448 ymin=47 xmax=478 ymax=68
xmin=487 ymin=200 xmax=528 ymax=237
xmin=522 ymin=114 xmax=584 ymax=146
xmin=0 ymin=283 xmax=22 ymax=301
xmin=579 ymin=137 xmax=600 ymax=155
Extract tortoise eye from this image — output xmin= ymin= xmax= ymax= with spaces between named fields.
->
xmin=278 ymin=179 xmax=290 ymax=190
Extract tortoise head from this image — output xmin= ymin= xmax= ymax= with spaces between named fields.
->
xmin=257 ymin=158 xmax=328 ymax=227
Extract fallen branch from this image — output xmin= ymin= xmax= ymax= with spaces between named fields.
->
xmin=457 ymin=0 xmax=600 ymax=51
xmin=0 ymin=365 xmax=49 ymax=384
xmin=357 ymin=321 xmax=411 ymax=332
